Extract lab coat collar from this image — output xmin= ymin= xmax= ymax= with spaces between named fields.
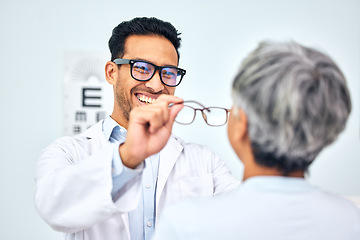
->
xmin=81 ymin=120 xmax=106 ymax=141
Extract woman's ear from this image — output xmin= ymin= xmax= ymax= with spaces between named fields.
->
xmin=105 ymin=61 xmax=118 ymax=85
xmin=228 ymin=107 xmax=250 ymax=162
xmin=232 ymin=108 xmax=248 ymax=142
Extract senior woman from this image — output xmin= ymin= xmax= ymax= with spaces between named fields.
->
xmin=152 ymin=41 xmax=360 ymax=240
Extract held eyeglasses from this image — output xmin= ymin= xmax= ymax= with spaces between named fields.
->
xmin=172 ymin=100 xmax=230 ymax=127
xmin=113 ymin=58 xmax=186 ymax=87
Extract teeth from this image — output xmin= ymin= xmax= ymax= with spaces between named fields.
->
xmin=137 ymin=94 xmax=155 ymax=104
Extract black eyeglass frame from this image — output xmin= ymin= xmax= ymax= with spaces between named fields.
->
xmin=172 ymin=100 xmax=230 ymax=127
xmin=113 ymin=58 xmax=186 ymax=87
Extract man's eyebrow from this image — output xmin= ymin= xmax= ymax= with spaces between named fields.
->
xmin=133 ymin=57 xmax=149 ymax=62
xmin=133 ymin=58 xmax=178 ymax=68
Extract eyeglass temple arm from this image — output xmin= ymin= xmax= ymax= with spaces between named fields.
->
xmin=175 ymin=100 xmax=206 ymax=108
xmin=113 ymin=59 xmax=130 ymax=65
xmin=170 ymin=100 xmax=230 ymax=112
xmin=169 ymin=101 xmax=206 ymax=111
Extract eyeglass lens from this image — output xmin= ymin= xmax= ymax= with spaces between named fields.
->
xmin=132 ymin=61 xmax=179 ymax=86
xmin=175 ymin=105 xmax=228 ymax=126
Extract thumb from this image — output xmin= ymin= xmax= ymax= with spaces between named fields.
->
xmin=169 ymin=103 xmax=184 ymax=124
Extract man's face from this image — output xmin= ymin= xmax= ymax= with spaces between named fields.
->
xmin=113 ymin=35 xmax=178 ymax=125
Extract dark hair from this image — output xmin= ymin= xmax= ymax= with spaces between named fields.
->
xmin=251 ymin=143 xmax=312 ymax=176
xmin=108 ymin=17 xmax=182 ymax=61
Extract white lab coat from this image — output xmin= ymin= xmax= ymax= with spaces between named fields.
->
xmin=34 ymin=121 xmax=239 ymax=240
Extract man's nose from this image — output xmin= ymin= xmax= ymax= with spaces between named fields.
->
xmin=145 ymin=71 xmax=165 ymax=92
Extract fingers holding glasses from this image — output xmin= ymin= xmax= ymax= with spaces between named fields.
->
xmin=130 ymin=94 xmax=183 ymax=134
xmin=120 ymin=95 xmax=184 ymax=168
xmin=133 ymin=102 xmax=169 ymax=134
xmin=155 ymin=95 xmax=184 ymax=127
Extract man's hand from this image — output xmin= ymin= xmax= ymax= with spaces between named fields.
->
xmin=119 ymin=95 xmax=184 ymax=168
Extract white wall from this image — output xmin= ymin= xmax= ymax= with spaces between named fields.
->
xmin=0 ymin=0 xmax=359 ymax=239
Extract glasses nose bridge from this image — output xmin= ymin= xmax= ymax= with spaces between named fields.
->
xmin=192 ymin=108 xmax=208 ymax=123
xmin=150 ymin=64 xmax=164 ymax=81
xmin=199 ymin=108 xmax=209 ymax=124
xmin=144 ymin=64 xmax=165 ymax=92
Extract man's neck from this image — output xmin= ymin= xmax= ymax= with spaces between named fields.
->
xmin=110 ymin=113 xmax=128 ymax=129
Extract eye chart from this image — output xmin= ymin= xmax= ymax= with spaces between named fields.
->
xmin=63 ymin=51 xmax=113 ymax=136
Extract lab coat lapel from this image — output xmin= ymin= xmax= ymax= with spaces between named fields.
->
xmin=156 ymin=136 xmax=183 ymax=207
xmin=82 ymin=120 xmax=105 ymax=140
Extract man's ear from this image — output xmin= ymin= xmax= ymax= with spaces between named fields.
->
xmin=105 ymin=61 xmax=118 ymax=85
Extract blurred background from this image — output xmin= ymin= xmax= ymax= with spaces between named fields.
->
xmin=0 ymin=0 xmax=359 ymax=239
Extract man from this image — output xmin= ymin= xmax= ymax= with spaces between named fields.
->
xmin=153 ymin=41 xmax=360 ymax=240
xmin=34 ymin=17 xmax=239 ymax=240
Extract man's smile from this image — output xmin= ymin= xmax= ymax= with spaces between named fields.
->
xmin=135 ymin=93 xmax=158 ymax=104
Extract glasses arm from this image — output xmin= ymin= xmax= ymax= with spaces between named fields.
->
xmin=179 ymin=100 xmax=206 ymax=108
xmin=113 ymin=58 xmax=131 ymax=65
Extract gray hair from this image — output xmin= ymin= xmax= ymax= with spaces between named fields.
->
xmin=232 ymin=41 xmax=351 ymax=175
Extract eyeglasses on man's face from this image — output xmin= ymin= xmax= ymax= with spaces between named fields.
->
xmin=172 ymin=100 xmax=230 ymax=127
xmin=113 ymin=58 xmax=186 ymax=87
